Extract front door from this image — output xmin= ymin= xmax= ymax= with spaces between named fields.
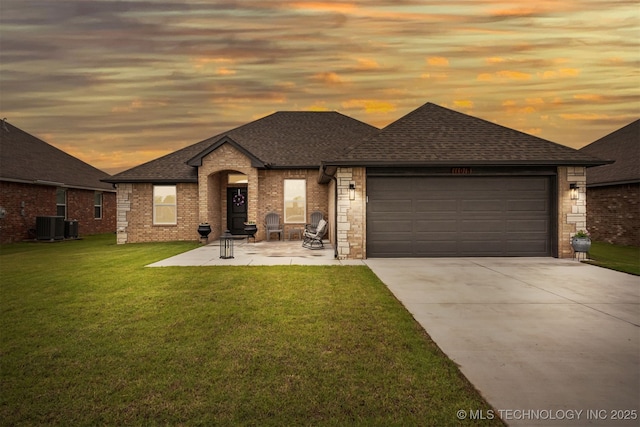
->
xmin=227 ymin=187 xmax=248 ymax=234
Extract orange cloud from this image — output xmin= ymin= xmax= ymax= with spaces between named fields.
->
xmin=216 ymin=68 xmax=236 ymax=76
xmin=453 ymin=100 xmax=474 ymax=109
xmin=341 ymin=99 xmax=396 ymax=113
xmin=573 ymin=94 xmax=604 ymax=102
xmin=311 ymin=72 xmax=346 ymax=85
xmin=497 ymin=70 xmax=532 ymax=80
xmin=420 ymin=72 xmax=448 ymax=80
xmin=485 ymin=57 xmax=506 ymax=64
xmin=304 ymin=102 xmax=331 ymax=111
xmin=354 ymin=58 xmax=380 ymax=70
xmin=478 ymin=70 xmax=532 ymax=81
xmin=427 ymin=56 xmax=449 ymax=67
xmin=539 ymin=68 xmax=580 ymax=79
xmin=289 ymin=2 xmax=357 ymax=14
xmin=111 ymin=99 xmax=168 ymax=113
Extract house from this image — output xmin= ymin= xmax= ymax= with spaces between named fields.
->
xmin=0 ymin=121 xmax=116 ymax=243
xmin=580 ymin=120 xmax=639 ymax=246
xmin=106 ymin=102 xmax=606 ymax=259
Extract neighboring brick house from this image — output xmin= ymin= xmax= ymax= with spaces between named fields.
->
xmin=580 ymin=120 xmax=639 ymax=246
xmin=106 ymin=102 xmax=606 ymax=259
xmin=0 ymin=121 xmax=116 ymax=243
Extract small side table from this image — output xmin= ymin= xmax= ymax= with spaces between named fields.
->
xmin=288 ymin=228 xmax=302 ymax=241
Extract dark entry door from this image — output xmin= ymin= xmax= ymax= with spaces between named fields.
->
xmin=227 ymin=187 xmax=248 ymax=234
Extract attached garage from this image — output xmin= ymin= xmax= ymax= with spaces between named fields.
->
xmin=366 ymin=173 xmax=555 ymax=257
xmin=320 ymin=102 xmax=608 ymax=260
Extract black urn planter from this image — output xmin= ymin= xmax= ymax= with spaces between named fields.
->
xmin=244 ymin=224 xmax=258 ymax=240
xmin=197 ymin=223 xmax=212 ymax=240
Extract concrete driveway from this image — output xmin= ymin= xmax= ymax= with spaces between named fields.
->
xmin=365 ymin=258 xmax=639 ymax=427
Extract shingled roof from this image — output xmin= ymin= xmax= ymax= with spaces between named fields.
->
xmin=325 ymin=102 xmax=607 ymax=167
xmin=106 ymin=111 xmax=378 ymax=183
xmin=0 ymin=121 xmax=114 ymax=191
xmin=579 ymin=119 xmax=639 ymax=186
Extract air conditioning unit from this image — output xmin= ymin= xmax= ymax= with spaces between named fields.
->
xmin=36 ymin=216 xmax=65 ymax=241
xmin=64 ymin=220 xmax=79 ymax=239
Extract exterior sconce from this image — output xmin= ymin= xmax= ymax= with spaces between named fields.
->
xmin=570 ymin=183 xmax=579 ymax=200
xmin=349 ymin=182 xmax=356 ymax=200
xmin=220 ymin=229 xmax=234 ymax=259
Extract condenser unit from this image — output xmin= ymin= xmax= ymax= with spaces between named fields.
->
xmin=36 ymin=216 xmax=65 ymax=241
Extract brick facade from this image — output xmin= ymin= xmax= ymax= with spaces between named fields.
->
xmin=116 ymin=182 xmax=199 ymax=244
xmin=0 ymin=181 xmax=116 ymax=243
xmin=116 ymin=143 xmax=331 ymax=244
xmin=587 ymin=183 xmax=639 ymax=246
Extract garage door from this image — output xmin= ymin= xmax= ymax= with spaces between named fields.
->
xmin=367 ymin=176 xmax=552 ymax=257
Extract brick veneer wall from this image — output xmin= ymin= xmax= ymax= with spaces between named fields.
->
xmin=0 ymin=181 xmax=115 ymax=243
xmin=257 ymin=169 xmax=329 ymax=242
xmin=117 ymin=143 xmax=332 ymax=244
xmin=116 ymin=182 xmax=199 ymax=244
xmin=587 ymin=183 xmax=639 ymax=246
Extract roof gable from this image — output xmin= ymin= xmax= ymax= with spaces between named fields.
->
xmin=0 ymin=121 xmax=113 ymax=191
xmin=187 ymin=136 xmax=265 ymax=168
xmin=107 ymin=111 xmax=378 ymax=183
xmin=580 ymin=119 xmax=640 ymax=185
xmin=328 ymin=102 xmax=606 ymax=167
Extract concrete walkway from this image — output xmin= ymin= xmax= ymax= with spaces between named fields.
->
xmin=147 ymin=239 xmax=365 ymax=266
xmin=365 ymin=258 xmax=639 ymax=427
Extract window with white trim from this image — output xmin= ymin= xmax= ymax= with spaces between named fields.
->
xmin=284 ymin=179 xmax=306 ymax=223
xmin=94 ymin=192 xmax=103 ymax=219
xmin=56 ymin=188 xmax=66 ymax=218
xmin=153 ymin=185 xmax=177 ymax=225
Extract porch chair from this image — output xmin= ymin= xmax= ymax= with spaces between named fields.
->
xmin=265 ymin=212 xmax=283 ymax=241
xmin=302 ymin=219 xmax=328 ymax=250
xmin=306 ymin=211 xmax=324 ymax=234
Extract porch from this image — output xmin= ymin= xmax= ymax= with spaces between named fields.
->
xmin=147 ymin=239 xmax=365 ymax=266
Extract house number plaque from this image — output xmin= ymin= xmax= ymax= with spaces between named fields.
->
xmin=451 ymin=167 xmax=472 ymax=174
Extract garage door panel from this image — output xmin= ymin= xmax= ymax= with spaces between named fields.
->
xmin=415 ymin=200 xmax=457 ymax=212
xmin=370 ymin=200 xmax=413 ymax=213
xmin=367 ymin=176 xmax=552 ymax=257
xmin=415 ymin=220 xmax=457 ymax=232
xmin=460 ymin=199 xmax=504 ymax=212
xmin=507 ymin=200 xmax=547 ymax=211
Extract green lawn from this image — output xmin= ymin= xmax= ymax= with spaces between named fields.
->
xmin=586 ymin=241 xmax=640 ymax=276
xmin=0 ymin=235 xmax=502 ymax=426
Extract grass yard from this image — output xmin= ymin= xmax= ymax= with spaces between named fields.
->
xmin=1 ymin=235 xmax=503 ymax=426
xmin=586 ymin=241 xmax=640 ymax=276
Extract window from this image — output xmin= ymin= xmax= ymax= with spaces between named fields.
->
xmin=284 ymin=179 xmax=306 ymax=223
xmin=94 ymin=192 xmax=103 ymax=219
xmin=56 ymin=188 xmax=66 ymax=218
xmin=153 ymin=185 xmax=177 ymax=225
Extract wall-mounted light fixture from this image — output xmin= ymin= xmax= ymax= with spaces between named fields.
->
xmin=570 ymin=183 xmax=579 ymax=200
xmin=349 ymin=182 xmax=356 ymax=200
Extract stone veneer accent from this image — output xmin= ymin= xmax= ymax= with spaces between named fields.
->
xmin=335 ymin=166 xmax=587 ymax=260
xmin=335 ymin=167 xmax=366 ymax=259
xmin=558 ymin=166 xmax=587 ymax=258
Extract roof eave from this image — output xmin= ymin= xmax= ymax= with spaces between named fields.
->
xmin=322 ymin=159 xmax=612 ymax=167
xmin=2 ymin=176 xmax=115 ymax=192
xmin=101 ymin=177 xmax=198 ymax=184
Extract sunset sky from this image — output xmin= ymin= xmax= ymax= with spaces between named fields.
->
xmin=1 ymin=0 xmax=638 ymax=174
